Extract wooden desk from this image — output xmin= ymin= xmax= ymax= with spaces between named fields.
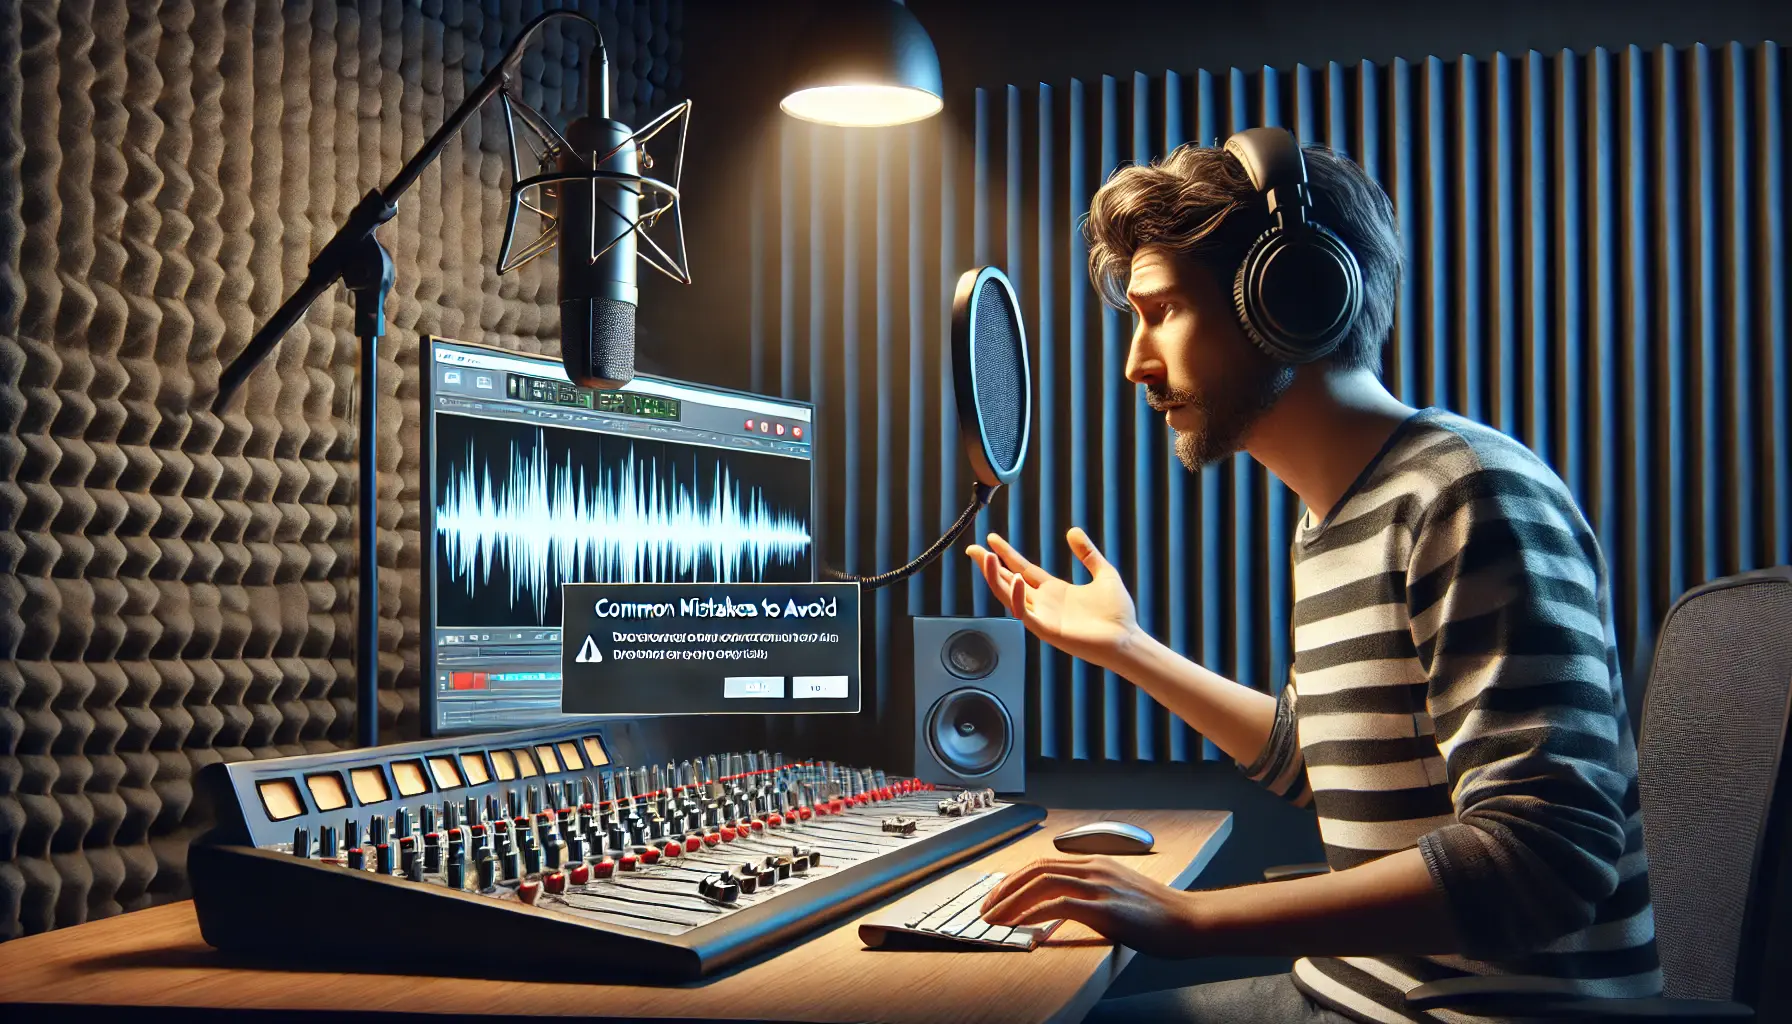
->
xmin=0 ymin=807 xmax=1231 ymax=1024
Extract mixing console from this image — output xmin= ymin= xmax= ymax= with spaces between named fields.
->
xmin=190 ymin=720 xmax=1043 ymax=980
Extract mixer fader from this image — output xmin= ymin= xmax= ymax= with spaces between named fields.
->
xmin=190 ymin=721 xmax=1042 ymax=980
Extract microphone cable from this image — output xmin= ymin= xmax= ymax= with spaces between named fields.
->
xmin=824 ymin=483 xmax=998 ymax=591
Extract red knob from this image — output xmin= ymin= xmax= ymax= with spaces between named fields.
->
xmin=618 ymin=854 xmax=638 ymax=872
xmin=544 ymin=871 xmax=566 ymax=895
xmin=595 ymin=858 xmax=616 ymax=878
xmin=720 ymin=826 xmax=738 ymax=841
xmin=641 ymin=846 xmax=661 ymax=865
xmin=766 ymin=813 xmax=784 ymax=827
xmin=667 ymin=841 xmax=687 ymax=858
xmin=517 ymin=880 xmax=541 ymax=905
xmin=569 ymin=863 xmax=591 ymax=885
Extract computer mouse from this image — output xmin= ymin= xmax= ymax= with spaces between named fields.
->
xmin=1051 ymin=820 xmax=1155 ymax=855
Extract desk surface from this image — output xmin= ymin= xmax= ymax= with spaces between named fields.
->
xmin=0 ymin=807 xmax=1231 ymax=1024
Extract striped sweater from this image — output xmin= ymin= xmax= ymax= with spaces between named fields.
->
xmin=1242 ymin=408 xmax=1661 ymax=1023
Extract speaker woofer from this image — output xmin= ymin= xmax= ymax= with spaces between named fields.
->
xmin=925 ymin=687 xmax=1013 ymax=778
xmin=941 ymin=629 xmax=998 ymax=679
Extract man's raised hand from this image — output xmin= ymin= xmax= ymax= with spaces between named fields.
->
xmin=965 ymin=528 xmax=1141 ymax=673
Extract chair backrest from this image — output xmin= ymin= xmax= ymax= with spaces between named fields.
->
xmin=1637 ymin=566 xmax=1792 ymax=1004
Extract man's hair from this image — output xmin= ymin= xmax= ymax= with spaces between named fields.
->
xmin=1084 ymin=142 xmax=1402 ymax=373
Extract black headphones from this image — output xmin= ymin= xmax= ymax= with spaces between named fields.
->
xmin=1223 ymin=127 xmax=1364 ymax=364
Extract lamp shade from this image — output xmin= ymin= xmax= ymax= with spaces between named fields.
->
xmin=780 ymin=0 xmax=943 ymax=127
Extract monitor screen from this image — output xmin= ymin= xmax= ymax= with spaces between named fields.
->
xmin=422 ymin=336 xmax=816 ymax=735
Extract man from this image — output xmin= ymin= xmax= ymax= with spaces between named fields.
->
xmin=964 ymin=134 xmax=1660 ymax=1023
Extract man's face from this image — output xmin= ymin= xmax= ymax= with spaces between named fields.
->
xmin=1123 ymin=247 xmax=1293 ymax=471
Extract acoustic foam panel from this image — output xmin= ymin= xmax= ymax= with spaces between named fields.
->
xmin=0 ymin=0 xmax=683 ymax=940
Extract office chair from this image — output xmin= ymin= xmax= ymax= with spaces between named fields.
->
xmin=1399 ymin=565 xmax=1792 ymax=1021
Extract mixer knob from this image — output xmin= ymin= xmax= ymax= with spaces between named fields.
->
xmin=650 ymin=764 xmax=665 ymax=797
xmin=882 ymin=817 xmax=917 ymax=837
xmin=396 ymin=807 xmax=412 ymax=839
xmin=370 ymin=815 xmax=388 ymax=847
xmin=346 ymin=847 xmax=365 ymax=871
xmin=486 ymin=794 xmax=502 ymax=823
xmin=618 ymin=853 xmax=639 ymax=872
xmin=569 ymin=863 xmax=591 ymax=886
xmin=733 ymin=862 xmax=766 ymax=893
xmin=376 ymin=843 xmax=394 ymax=875
xmin=595 ymin=857 xmax=617 ymax=878
xmin=684 ymin=834 xmax=704 ymax=853
xmin=319 ymin=825 xmax=337 ymax=859
xmin=567 ymin=834 xmax=585 ymax=863
xmin=476 ymin=854 xmax=497 ymax=891
xmin=523 ymin=841 xmax=542 ymax=875
xmin=501 ymin=848 xmax=521 ymax=883
xmin=664 ymin=840 xmax=685 ymax=859
xmin=291 ymin=826 xmax=310 ymax=858
xmin=697 ymin=874 xmax=740 ymax=905
xmin=543 ymin=870 xmax=566 ymax=895
xmin=447 ymin=856 xmax=466 ymax=891
xmin=637 ymin=844 xmax=659 ymax=865
xmin=404 ymin=850 xmax=424 ymax=882
xmin=789 ymin=847 xmax=814 ymax=875
xmin=421 ymin=803 xmax=437 ymax=834
xmin=424 ymin=832 xmax=442 ymax=873
xmin=764 ymin=854 xmax=792 ymax=881
xmin=517 ymin=879 xmax=541 ymax=905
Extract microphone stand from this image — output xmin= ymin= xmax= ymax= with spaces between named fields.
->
xmin=209 ymin=11 xmax=604 ymax=747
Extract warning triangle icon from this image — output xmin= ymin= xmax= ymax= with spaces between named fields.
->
xmin=576 ymin=635 xmax=603 ymax=664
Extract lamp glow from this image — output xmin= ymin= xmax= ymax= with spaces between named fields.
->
xmin=781 ymin=1 xmax=943 ymax=128
xmin=780 ymin=84 xmax=943 ymax=127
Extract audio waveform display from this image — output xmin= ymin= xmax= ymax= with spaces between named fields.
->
xmin=434 ymin=414 xmax=814 ymax=628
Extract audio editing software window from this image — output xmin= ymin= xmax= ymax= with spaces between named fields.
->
xmin=423 ymin=337 xmax=816 ymax=734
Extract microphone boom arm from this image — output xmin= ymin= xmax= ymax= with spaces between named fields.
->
xmin=209 ymin=9 xmax=604 ymax=411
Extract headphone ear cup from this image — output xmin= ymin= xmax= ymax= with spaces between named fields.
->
xmin=1233 ymin=229 xmax=1293 ymax=361
xmin=1233 ymin=223 xmax=1362 ymax=365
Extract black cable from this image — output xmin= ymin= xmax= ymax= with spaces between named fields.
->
xmin=824 ymin=483 xmax=998 ymax=591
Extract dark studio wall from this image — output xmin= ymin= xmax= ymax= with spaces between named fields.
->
xmin=668 ymin=0 xmax=1792 ymax=973
xmin=0 ymin=1 xmax=684 ymax=940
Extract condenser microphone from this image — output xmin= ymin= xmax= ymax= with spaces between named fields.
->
xmin=558 ymin=55 xmax=640 ymax=390
xmin=494 ymin=40 xmax=689 ymax=392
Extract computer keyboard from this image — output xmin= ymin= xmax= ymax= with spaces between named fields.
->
xmin=858 ymin=871 xmax=1065 ymax=950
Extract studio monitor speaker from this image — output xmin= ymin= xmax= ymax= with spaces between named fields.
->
xmin=910 ymin=616 xmax=1025 ymax=794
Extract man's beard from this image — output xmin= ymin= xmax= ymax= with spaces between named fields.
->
xmin=1147 ymin=360 xmax=1294 ymax=471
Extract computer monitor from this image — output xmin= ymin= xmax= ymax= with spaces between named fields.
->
xmin=421 ymin=336 xmax=816 ymax=735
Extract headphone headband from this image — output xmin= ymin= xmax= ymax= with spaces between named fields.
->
xmin=1224 ymin=127 xmax=1312 ymax=226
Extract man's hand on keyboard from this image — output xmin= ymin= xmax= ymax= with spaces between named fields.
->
xmin=978 ymin=856 xmax=1203 ymax=957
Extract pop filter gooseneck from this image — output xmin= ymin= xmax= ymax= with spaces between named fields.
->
xmin=829 ymin=266 xmax=1032 ymax=590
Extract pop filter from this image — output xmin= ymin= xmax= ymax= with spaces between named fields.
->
xmin=953 ymin=266 xmax=1031 ymax=489
xmin=831 ymin=266 xmax=1031 ymax=590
